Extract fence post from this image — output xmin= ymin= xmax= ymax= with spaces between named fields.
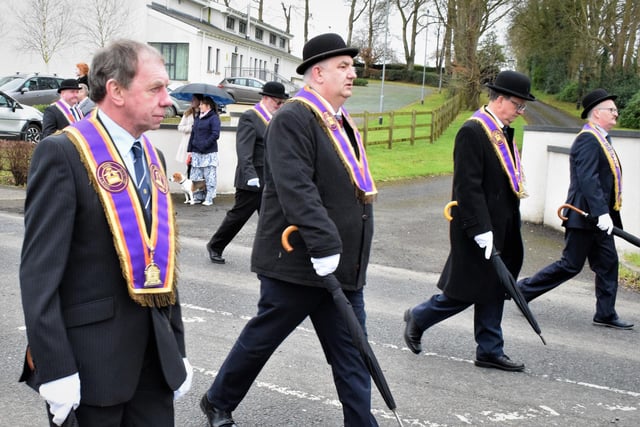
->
xmin=387 ymin=111 xmax=394 ymax=149
xmin=363 ymin=111 xmax=369 ymax=147
xmin=410 ymin=110 xmax=416 ymax=145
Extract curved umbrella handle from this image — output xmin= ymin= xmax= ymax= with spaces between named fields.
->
xmin=281 ymin=225 xmax=299 ymax=253
xmin=443 ymin=200 xmax=458 ymax=221
xmin=557 ymin=203 xmax=588 ymax=221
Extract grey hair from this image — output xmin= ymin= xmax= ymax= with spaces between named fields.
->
xmin=89 ymin=39 xmax=164 ymax=103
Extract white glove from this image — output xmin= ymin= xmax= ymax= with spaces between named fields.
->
xmin=39 ymin=373 xmax=81 ymax=426
xmin=173 ymin=358 xmax=193 ymax=401
xmin=247 ymin=178 xmax=260 ymax=188
xmin=474 ymin=231 xmax=493 ymax=260
xmin=597 ymin=213 xmax=614 ymax=235
xmin=310 ymin=254 xmax=341 ymax=276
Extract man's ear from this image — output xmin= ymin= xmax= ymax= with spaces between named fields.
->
xmin=105 ymin=79 xmax=125 ymax=107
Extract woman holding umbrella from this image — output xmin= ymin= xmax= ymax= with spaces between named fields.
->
xmin=187 ymin=96 xmax=220 ymax=206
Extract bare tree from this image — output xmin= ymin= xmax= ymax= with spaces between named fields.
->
xmin=395 ymin=0 xmax=429 ymax=71
xmin=252 ymin=0 xmax=264 ymax=21
xmin=79 ymin=0 xmax=133 ymax=49
xmin=346 ymin=0 xmax=370 ymax=45
xmin=281 ymin=2 xmax=292 ymax=34
xmin=16 ymin=0 xmax=73 ymax=68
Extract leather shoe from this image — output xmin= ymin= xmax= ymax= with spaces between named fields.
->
xmin=593 ymin=317 xmax=634 ymax=330
xmin=206 ymin=243 xmax=225 ymax=264
xmin=474 ymin=354 xmax=524 ymax=372
xmin=403 ymin=309 xmax=423 ymax=354
xmin=200 ymin=394 xmax=237 ymax=427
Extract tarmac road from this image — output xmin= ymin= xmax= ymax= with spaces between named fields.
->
xmin=1 ymin=174 xmax=639 ymax=426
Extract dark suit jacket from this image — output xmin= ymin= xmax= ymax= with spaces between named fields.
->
xmin=437 ymin=117 xmax=523 ymax=303
xmin=20 ymin=131 xmax=186 ymax=406
xmin=563 ymin=130 xmax=623 ymax=230
xmin=234 ymin=108 xmax=266 ymax=191
xmin=251 ymin=101 xmax=374 ymax=291
xmin=42 ymin=104 xmax=74 ymax=139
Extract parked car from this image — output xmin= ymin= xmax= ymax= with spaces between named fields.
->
xmin=165 ymin=93 xmax=191 ymax=118
xmin=0 ymin=90 xmax=43 ymax=143
xmin=0 ymin=73 xmax=66 ymax=106
xmin=218 ymin=76 xmax=267 ymax=104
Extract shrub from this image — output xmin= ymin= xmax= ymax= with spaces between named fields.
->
xmin=353 ymin=78 xmax=368 ymax=87
xmin=618 ymin=90 xmax=640 ymax=129
xmin=0 ymin=140 xmax=35 ymax=186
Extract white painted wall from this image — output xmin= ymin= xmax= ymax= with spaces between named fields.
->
xmin=520 ymin=125 xmax=640 ymax=253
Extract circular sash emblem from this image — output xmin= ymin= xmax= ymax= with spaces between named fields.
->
xmin=150 ymin=164 xmax=169 ymax=194
xmin=492 ymin=129 xmax=506 ymax=146
xmin=96 ymin=161 xmax=129 ymax=192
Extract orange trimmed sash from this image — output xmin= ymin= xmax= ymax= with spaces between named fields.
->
xmin=469 ymin=108 xmax=528 ymax=199
xmin=252 ymin=101 xmax=272 ymax=125
xmin=293 ymin=86 xmax=377 ymax=203
xmin=54 ymin=100 xmax=82 ymax=124
xmin=580 ymin=123 xmax=623 ymax=210
xmin=64 ymin=113 xmax=177 ymax=307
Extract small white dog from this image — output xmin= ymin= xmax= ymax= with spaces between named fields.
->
xmin=170 ymin=172 xmax=206 ymax=205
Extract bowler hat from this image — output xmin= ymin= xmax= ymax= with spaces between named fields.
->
xmin=259 ymin=81 xmax=289 ymax=99
xmin=296 ymin=33 xmax=359 ymax=75
xmin=58 ymin=79 xmax=81 ymax=93
xmin=486 ymin=70 xmax=535 ymax=101
xmin=580 ymin=88 xmax=617 ymax=119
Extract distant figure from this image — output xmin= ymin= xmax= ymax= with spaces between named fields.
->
xmin=77 ymin=83 xmax=95 ymax=116
xmin=205 ymin=81 xmax=289 ymax=264
xmin=518 ymin=88 xmax=633 ymax=330
xmin=42 ymin=79 xmax=83 ymax=138
xmin=76 ymin=62 xmax=89 ymax=88
xmin=176 ymin=94 xmax=202 ymax=178
xmin=187 ymin=96 xmax=220 ymax=206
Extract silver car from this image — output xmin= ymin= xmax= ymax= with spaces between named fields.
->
xmin=218 ymin=76 xmax=267 ymax=104
xmin=0 ymin=90 xmax=43 ymax=143
xmin=0 ymin=73 xmax=65 ymax=106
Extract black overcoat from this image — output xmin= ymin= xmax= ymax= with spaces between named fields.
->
xmin=251 ymin=100 xmax=374 ymax=290
xmin=233 ymin=108 xmax=266 ymax=191
xmin=437 ymin=115 xmax=524 ymax=303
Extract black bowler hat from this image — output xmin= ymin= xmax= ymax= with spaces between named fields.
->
xmin=58 ymin=79 xmax=81 ymax=93
xmin=486 ymin=70 xmax=536 ymax=101
xmin=259 ymin=81 xmax=289 ymax=99
xmin=581 ymin=88 xmax=617 ymax=119
xmin=296 ymin=33 xmax=359 ymax=75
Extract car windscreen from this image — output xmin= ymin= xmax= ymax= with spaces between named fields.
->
xmin=0 ymin=78 xmax=26 ymax=91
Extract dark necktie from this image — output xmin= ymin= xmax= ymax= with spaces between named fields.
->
xmin=132 ymin=141 xmax=151 ymax=216
xmin=335 ymin=114 xmax=343 ymax=127
xmin=71 ymin=106 xmax=82 ymax=122
xmin=606 ymin=135 xmax=612 ymax=144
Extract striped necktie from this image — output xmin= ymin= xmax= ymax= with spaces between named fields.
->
xmin=132 ymin=141 xmax=151 ymax=216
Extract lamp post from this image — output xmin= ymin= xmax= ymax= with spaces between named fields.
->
xmin=378 ymin=0 xmax=390 ymax=124
xmin=576 ymin=63 xmax=584 ymax=110
xmin=420 ymin=12 xmax=431 ymax=105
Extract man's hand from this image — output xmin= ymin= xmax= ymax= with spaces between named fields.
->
xmin=39 ymin=373 xmax=81 ymax=426
xmin=597 ymin=213 xmax=614 ymax=235
xmin=247 ymin=178 xmax=260 ymax=188
xmin=310 ymin=254 xmax=340 ymax=276
xmin=174 ymin=358 xmax=193 ymax=401
xmin=474 ymin=231 xmax=493 ymax=260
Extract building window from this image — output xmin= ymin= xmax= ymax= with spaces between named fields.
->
xmin=207 ymin=46 xmax=212 ymax=72
xmin=269 ymin=33 xmax=277 ymax=45
xmin=279 ymin=37 xmax=286 ymax=49
xmin=226 ymin=17 xmax=235 ymax=30
xmin=215 ymin=48 xmax=220 ymax=73
xmin=255 ymin=28 xmax=263 ymax=40
xmin=239 ymin=21 xmax=246 ymax=34
xmin=149 ymin=42 xmax=188 ymax=80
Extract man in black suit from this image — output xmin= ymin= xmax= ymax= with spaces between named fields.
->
xmin=42 ymin=79 xmax=83 ymax=138
xmin=20 ymin=39 xmax=192 ymax=426
xmin=206 ymin=81 xmax=289 ymax=264
xmin=517 ymin=89 xmax=633 ymax=330
xmin=403 ymin=71 xmax=535 ymax=372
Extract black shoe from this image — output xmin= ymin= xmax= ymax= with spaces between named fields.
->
xmin=200 ymin=394 xmax=237 ymax=427
xmin=206 ymin=243 xmax=225 ymax=264
xmin=403 ymin=309 xmax=423 ymax=354
xmin=474 ymin=354 xmax=525 ymax=372
xmin=593 ymin=317 xmax=634 ymax=330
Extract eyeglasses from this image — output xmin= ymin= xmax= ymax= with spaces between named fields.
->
xmin=597 ymin=107 xmax=618 ymax=115
xmin=273 ymin=98 xmax=286 ymax=106
xmin=508 ymin=99 xmax=527 ymax=112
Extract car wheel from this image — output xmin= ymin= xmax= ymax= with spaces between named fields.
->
xmin=24 ymin=123 xmax=42 ymax=144
xmin=165 ymin=105 xmax=177 ymax=118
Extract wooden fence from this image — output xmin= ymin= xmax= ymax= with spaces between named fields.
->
xmin=351 ymin=95 xmax=462 ymax=148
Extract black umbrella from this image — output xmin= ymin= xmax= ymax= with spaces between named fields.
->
xmin=444 ymin=201 xmax=547 ymax=345
xmin=171 ymin=83 xmax=235 ymax=106
xmin=281 ymin=226 xmax=403 ymax=427
xmin=558 ymin=203 xmax=640 ymax=248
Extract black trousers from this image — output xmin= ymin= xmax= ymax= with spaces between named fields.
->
xmin=208 ymin=188 xmax=261 ymax=254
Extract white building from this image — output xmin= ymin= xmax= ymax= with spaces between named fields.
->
xmin=3 ymin=0 xmax=302 ymax=91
